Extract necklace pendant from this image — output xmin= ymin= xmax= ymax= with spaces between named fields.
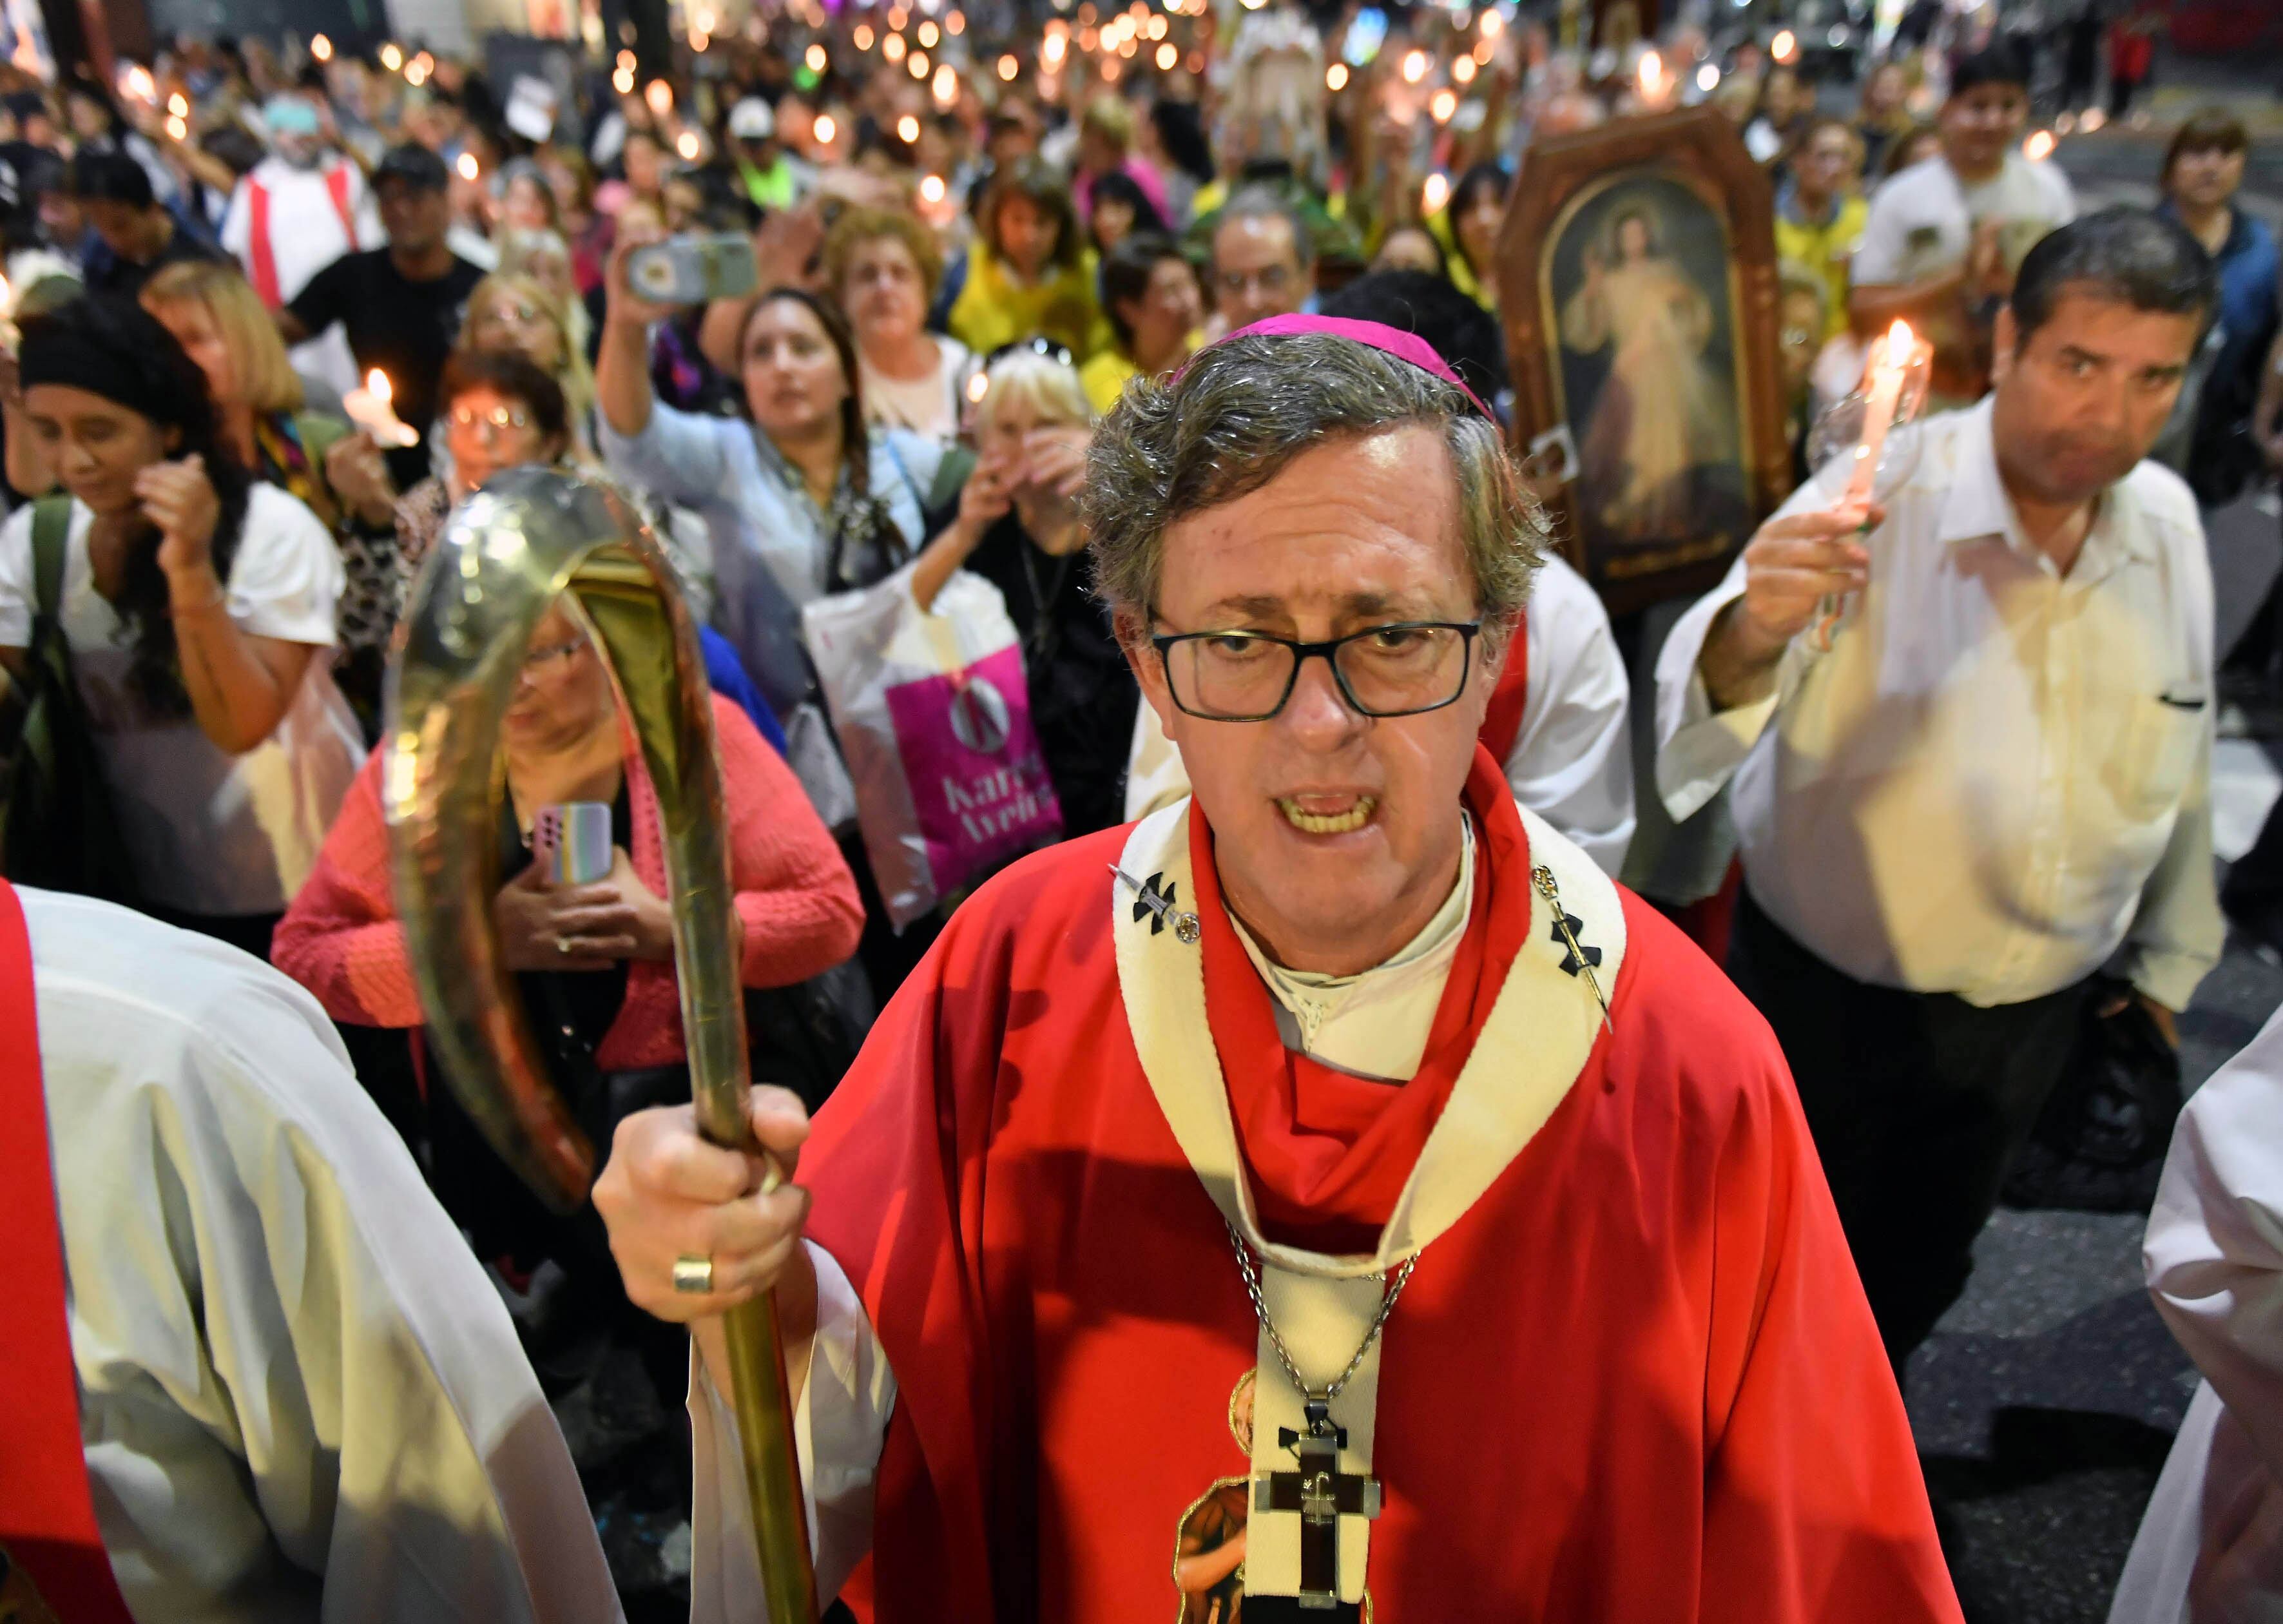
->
xmin=1254 ymin=1395 xmax=1383 ymax=1608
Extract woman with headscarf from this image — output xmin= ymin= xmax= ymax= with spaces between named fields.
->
xmin=0 ymin=295 xmax=362 ymax=954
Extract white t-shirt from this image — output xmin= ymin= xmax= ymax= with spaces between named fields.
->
xmin=1854 ymin=151 xmax=2078 ymax=287
xmin=0 ymin=484 xmax=365 ymax=916
xmin=858 ymin=335 xmax=976 ymax=445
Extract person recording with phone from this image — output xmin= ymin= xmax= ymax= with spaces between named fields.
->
xmin=1653 ymin=209 xmax=2222 ymax=1378
xmin=593 ymin=234 xmax=964 ymax=746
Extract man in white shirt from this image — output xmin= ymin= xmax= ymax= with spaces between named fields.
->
xmin=220 ymin=95 xmax=378 ymax=398
xmin=1851 ymin=41 xmax=2076 ymax=402
xmin=1655 ymin=208 xmax=2223 ymax=1371
xmin=0 ymin=884 xmax=621 ymax=1622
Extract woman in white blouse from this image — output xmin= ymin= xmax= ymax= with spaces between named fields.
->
xmin=0 ymin=295 xmax=361 ymax=956
xmin=825 ymin=206 xmax=977 ymax=445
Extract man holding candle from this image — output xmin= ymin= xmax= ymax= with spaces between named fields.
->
xmin=276 ymin=144 xmax=484 ymax=489
xmin=1654 ymin=209 xmax=2223 ymax=1375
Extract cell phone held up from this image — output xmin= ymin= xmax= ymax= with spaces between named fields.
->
xmin=626 ymin=233 xmax=759 ymax=305
xmin=530 ymin=802 xmax=613 ymax=886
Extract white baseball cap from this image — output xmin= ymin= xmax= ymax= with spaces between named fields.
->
xmin=728 ymin=97 xmax=775 ymax=140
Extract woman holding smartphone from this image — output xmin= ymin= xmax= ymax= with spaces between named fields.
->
xmin=594 ymin=239 xmax=966 ymax=731
xmin=0 ymin=295 xmax=363 ymax=956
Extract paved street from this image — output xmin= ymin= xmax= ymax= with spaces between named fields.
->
xmin=1907 ymin=100 xmax=2283 ymax=1621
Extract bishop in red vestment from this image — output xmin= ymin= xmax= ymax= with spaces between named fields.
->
xmin=594 ymin=316 xmax=1965 ymax=1624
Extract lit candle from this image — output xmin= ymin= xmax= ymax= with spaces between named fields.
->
xmin=1637 ymin=50 xmax=1664 ymax=105
xmin=1846 ymin=318 xmax=1916 ymax=509
xmin=343 ymin=369 xmax=419 ymax=449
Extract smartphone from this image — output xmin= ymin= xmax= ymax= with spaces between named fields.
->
xmin=1343 ymin=8 xmax=1389 ymax=67
xmin=530 ymin=802 xmax=613 ymax=885
xmin=626 ymin=233 xmax=758 ymax=305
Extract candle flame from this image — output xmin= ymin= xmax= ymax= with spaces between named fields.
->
xmin=366 ymin=369 xmax=393 ymax=405
xmin=456 ymin=152 xmax=479 ymax=181
xmin=1886 ymin=318 xmax=1915 ymax=360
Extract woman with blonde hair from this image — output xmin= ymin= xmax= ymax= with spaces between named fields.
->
xmin=458 ymin=269 xmax=597 ymax=452
xmin=910 ymin=345 xmax=1135 ymax=833
xmin=496 ymin=227 xmax=594 ymax=359
xmin=825 ymin=206 xmax=976 ymax=443
xmin=141 ymin=259 xmax=402 ymax=733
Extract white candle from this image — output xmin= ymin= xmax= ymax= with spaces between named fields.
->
xmin=343 ymin=369 xmax=419 ymax=449
xmin=1846 ymin=318 xmax=1915 ymax=508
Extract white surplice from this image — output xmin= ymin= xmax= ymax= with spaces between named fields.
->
xmin=25 ymin=888 xmax=621 ymax=1623
xmin=2109 ymin=1003 xmax=2283 ymax=1623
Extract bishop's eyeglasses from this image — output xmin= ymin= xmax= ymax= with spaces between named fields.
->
xmin=1150 ymin=622 xmax=1485 ymax=722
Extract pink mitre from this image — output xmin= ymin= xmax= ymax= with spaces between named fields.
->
xmin=1213 ymin=313 xmax=1497 ymax=422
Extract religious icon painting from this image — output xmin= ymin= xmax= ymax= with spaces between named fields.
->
xmin=1170 ymin=1369 xmax=1371 ymax=1623
xmin=1497 ymin=104 xmax=1793 ymax=617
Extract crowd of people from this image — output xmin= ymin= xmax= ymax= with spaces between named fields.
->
xmin=2 ymin=1 xmax=2282 ymax=1620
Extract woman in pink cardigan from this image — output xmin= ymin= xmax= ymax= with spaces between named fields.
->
xmin=275 ymin=598 xmax=865 ymax=1070
xmin=274 ymin=595 xmax=863 ymax=1409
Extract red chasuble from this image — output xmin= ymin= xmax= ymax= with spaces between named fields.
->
xmin=802 ymin=751 xmax=1961 ymax=1623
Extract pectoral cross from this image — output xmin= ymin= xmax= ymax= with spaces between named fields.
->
xmin=1253 ymin=1398 xmax=1381 ymax=1610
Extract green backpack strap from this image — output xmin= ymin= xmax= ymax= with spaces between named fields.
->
xmin=30 ymin=495 xmax=72 ymax=628
xmin=292 ymin=410 xmax=353 ymax=467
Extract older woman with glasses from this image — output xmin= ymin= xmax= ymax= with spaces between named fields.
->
xmin=827 ymin=206 xmax=978 ymax=445
xmin=273 ymin=571 xmax=862 ymax=1415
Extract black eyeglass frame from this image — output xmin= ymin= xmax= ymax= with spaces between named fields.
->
xmin=1148 ymin=620 xmax=1486 ymax=722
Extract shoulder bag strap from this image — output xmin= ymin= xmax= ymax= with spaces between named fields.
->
xmin=30 ymin=496 xmax=71 ymax=633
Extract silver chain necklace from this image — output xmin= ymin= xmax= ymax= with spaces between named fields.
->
xmin=1227 ymin=1219 xmax=1418 ymax=1403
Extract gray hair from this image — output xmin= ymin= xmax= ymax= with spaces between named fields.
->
xmin=1084 ymin=331 xmax=1545 ymax=623
xmin=1213 ymin=186 xmax=1316 ymax=270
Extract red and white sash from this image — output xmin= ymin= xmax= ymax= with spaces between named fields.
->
xmin=246 ymin=164 xmax=359 ymax=310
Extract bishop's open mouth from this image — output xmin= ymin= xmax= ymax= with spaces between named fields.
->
xmin=1277 ymin=795 xmax=1378 ymax=835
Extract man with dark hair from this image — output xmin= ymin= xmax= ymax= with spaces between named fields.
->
xmin=68 ymin=148 xmax=220 ymax=298
xmin=1850 ymin=41 xmax=2076 ymax=401
xmin=1658 ymin=207 xmax=2223 ymax=1374
xmin=1206 ymin=186 xmax=1315 ymax=335
xmin=278 ymin=144 xmax=485 ymax=486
